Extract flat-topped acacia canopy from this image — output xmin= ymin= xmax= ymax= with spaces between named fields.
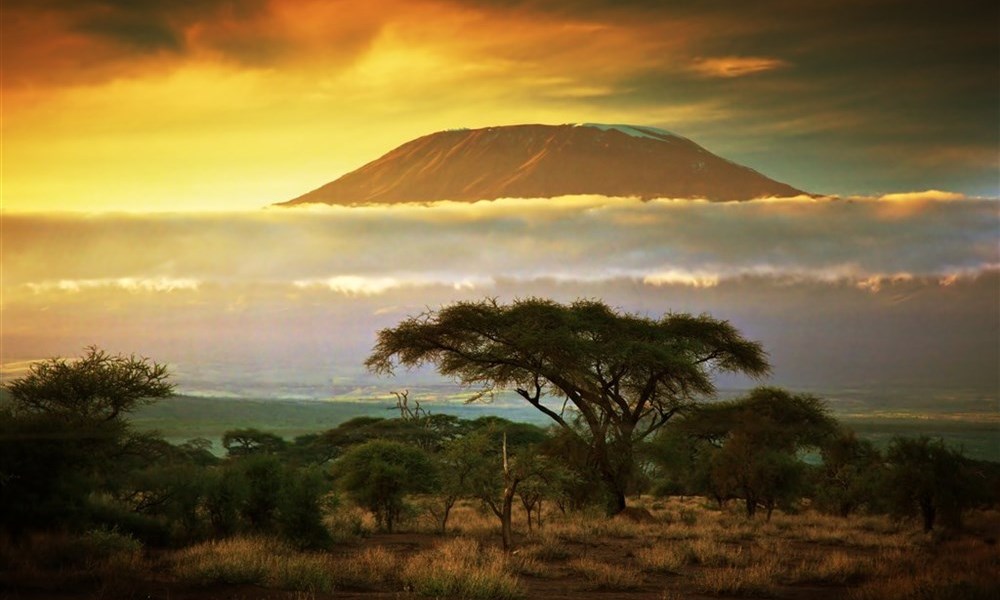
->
xmin=366 ymin=297 xmax=770 ymax=515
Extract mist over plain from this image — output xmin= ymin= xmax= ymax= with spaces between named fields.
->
xmin=5 ymin=193 xmax=997 ymax=398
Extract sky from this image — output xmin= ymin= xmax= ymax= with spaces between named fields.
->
xmin=3 ymin=0 xmax=999 ymax=212
xmin=1 ymin=1 xmax=998 ymax=405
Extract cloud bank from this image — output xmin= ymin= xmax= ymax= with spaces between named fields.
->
xmin=4 ymin=194 xmax=997 ymax=394
xmin=7 ymin=194 xmax=995 ymax=291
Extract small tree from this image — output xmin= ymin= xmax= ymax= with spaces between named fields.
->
xmin=278 ymin=466 xmax=332 ymax=548
xmin=815 ymin=429 xmax=885 ymax=517
xmin=884 ymin=436 xmax=972 ymax=532
xmin=455 ymin=428 xmax=550 ymax=551
xmin=4 ymin=346 xmax=173 ymax=423
xmin=204 ymin=465 xmax=248 ymax=536
xmin=0 ymin=347 xmax=174 ymax=535
xmin=335 ymin=440 xmax=438 ymax=532
xmin=222 ymin=428 xmax=289 ymax=457
xmin=426 ymin=437 xmax=480 ymax=534
xmin=675 ymin=387 xmax=836 ymax=519
xmin=239 ymin=454 xmax=286 ymax=531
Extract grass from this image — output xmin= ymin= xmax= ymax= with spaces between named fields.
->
xmin=6 ymin=496 xmax=998 ymax=598
xmin=335 ymin=545 xmax=401 ymax=588
xmin=401 ymin=538 xmax=523 ymax=599
xmin=172 ymin=536 xmax=337 ymax=593
xmin=692 ymin=560 xmax=781 ymax=597
xmin=785 ymin=549 xmax=879 ymax=585
xmin=567 ymin=557 xmax=644 ymax=590
xmin=635 ymin=544 xmax=689 ymax=573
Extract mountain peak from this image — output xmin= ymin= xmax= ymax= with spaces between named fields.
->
xmin=278 ymin=123 xmax=805 ymax=206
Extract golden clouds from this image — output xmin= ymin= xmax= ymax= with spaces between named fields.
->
xmin=689 ymin=56 xmax=790 ymax=78
xmin=3 ymin=0 xmax=698 ymax=211
xmin=4 ymin=0 xmax=997 ymax=212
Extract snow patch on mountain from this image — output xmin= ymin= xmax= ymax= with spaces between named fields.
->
xmin=576 ymin=123 xmax=678 ymax=141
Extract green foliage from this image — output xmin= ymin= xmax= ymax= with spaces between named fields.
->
xmin=222 ymin=428 xmax=289 ymax=458
xmin=666 ymin=387 xmax=836 ymax=519
xmin=238 ymin=454 xmax=286 ymax=531
xmin=366 ymin=297 xmax=770 ymax=514
xmin=204 ymin=465 xmax=248 ymax=536
xmin=335 ymin=440 xmax=438 ymax=532
xmin=124 ymin=463 xmax=209 ymax=542
xmin=883 ymin=436 xmax=973 ymax=531
xmin=277 ymin=466 xmax=332 ymax=548
xmin=0 ymin=347 xmax=174 ymax=537
xmin=814 ymin=429 xmax=886 ymax=517
xmin=4 ymin=346 xmax=174 ymax=423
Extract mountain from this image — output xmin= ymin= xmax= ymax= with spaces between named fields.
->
xmin=278 ymin=123 xmax=806 ymax=206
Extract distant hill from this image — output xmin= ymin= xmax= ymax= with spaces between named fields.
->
xmin=277 ymin=123 xmax=806 ymax=206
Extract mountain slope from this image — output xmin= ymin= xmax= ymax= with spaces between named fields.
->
xmin=278 ymin=124 xmax=806 ymax=205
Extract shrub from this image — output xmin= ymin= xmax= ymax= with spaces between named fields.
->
xmin=335 ymin=440 xmax=438 ymax=532
xmin=278 ymin=466 xmax=332 ymax=548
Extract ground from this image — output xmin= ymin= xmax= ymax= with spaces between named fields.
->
xmin=2 ymin=497 xmax=998 ymax=599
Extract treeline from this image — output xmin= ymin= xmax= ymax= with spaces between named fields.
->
xmin=2 ymin=347 xmax=998 ymax=554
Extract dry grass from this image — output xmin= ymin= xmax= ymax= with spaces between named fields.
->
xmin=0 ymin=528 xmax=147 ymax=579
xmin=172 ymin=536 xmax=336 ymax=593
xmin=785 ymin=549 xmax=879 ymax=585
xmin=567 ymin=556 xmax=644 ymax=590
xmin=9 ymin=496 xmax=997 ymax=599
xmin=634 ymin=543 xmax=691 ymax=573
xmin=334 ymin=545 xmax=402 ymax=589
xmin=850 ymin=537 xmax=1000 ymax=600
xmin=401 ymin=538 xmax=523 ymax=599
xmin=692 ymin=559 xmax=781 ymax=597
xmin=521 ymin=530 xmax=573 ymax=561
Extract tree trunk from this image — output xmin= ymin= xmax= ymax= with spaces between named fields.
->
xmin=600 ymin=439 xmax=633 ymax=516
xmin=921 ymin=499 xmax=936 ymax=532
xmin=500 ymin=432 xmax=517 ymax=552
xmin=440 ymin=501 xmax=453 ymax=534
xmin=501 ymin=487 xmax=515 ymax=551
xmin=606 ymin=487 xmax=627 ymax=516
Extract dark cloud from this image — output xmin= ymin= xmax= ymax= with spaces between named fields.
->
xmin=488 ymin=0 xmax=999 ymax=194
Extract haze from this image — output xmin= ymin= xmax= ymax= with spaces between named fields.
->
xmin=4 ymin=194 xmax=997 ymax=399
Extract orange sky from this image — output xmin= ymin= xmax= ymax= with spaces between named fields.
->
xmin=3 ymin=0 xmax=998 ymax=212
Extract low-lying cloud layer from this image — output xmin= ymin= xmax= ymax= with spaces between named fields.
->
xmin=5 ymin=194 xmax=997 ymax=395
xmin=7 ymin=194 xmax=996 ymax=291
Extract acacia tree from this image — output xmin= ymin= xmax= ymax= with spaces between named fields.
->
xmin=674 ymin=387 xmax=837 ymax=519
xmin=222 ymin=428 xmax=289 ymax=457
xmin=365 ymin=297 xmax=769 ymax=515
xmin=5 ymin=346 xmax=173 ymax=422
xmin=0 ymin=346 xmax=174 ymax=534
xmin=884 ymin=436 xmax=972 ymax=532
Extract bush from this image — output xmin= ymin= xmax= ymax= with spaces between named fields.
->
xmin=883 ymin=436 xmax=973 ymax=531
xmin=278 ymin=466 xmax=332 ymax=548
xmin=335 ymin=440 xmax=438 ymax=532
xmin=238 ymin=455 xmax=286 ymax=531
